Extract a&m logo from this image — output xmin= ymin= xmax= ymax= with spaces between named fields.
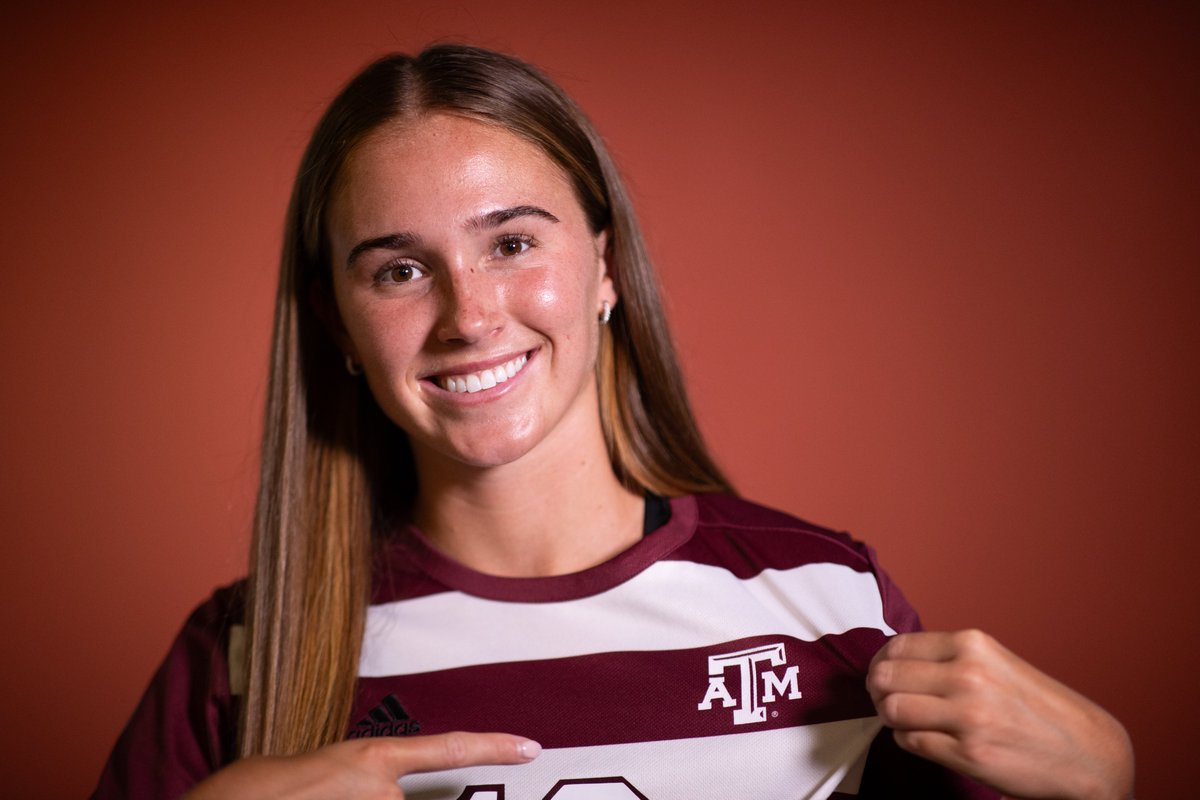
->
xmin=696 ymin=642 xmax=802 ymax=724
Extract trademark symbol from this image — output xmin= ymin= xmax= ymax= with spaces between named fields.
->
xmin=771 ymin=710 xmax=779 ymax=718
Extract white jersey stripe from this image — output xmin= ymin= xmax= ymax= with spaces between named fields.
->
xmin=399 ymin=716 xmax=880 ymax=799
xmin=360 ymin=560 xmax=895 ymax=678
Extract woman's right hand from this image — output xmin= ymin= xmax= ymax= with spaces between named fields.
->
xmin=183 ymin=732 xmax=541 ymax=799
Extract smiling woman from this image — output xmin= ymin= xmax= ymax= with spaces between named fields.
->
xmin=326 ymin=114 xmax=616 ymax=480
xmin=91 ymin=44 xmax=1133 ymax=800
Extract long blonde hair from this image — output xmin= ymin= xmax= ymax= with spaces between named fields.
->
xmin=240 ymin=44 xmax=732 ymax=756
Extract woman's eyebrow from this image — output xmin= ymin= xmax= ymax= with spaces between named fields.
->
xmin=345 ymin=207 xmax=559 ymax=269
xmin=468 ymin=205 xmax=560 ymax=230
xmin=346 ymin=231 xmax=419 ymax=269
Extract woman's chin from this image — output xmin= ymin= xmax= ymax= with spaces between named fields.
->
xmin=416 ymin=424 xmax=542 ymax=473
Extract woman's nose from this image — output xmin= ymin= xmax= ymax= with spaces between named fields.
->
xmin=436 ymin=268 xmax=503 ymax=344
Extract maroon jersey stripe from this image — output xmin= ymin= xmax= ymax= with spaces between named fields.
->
xmin=371 ymin=494 xmax=881 ymax=605
xmin=671 ymin=518 xmax=875 ymax=578
xmin=349 ymin=630 xmax=886 ymax=748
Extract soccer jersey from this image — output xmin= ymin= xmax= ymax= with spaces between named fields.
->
xmin=92 ymin=494 xmax=996 ymax=798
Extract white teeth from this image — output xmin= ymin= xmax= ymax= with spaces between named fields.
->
xmin=439 ymin=353 xmax=529 ymax=394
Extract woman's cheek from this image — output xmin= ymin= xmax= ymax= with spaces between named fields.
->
xmin=516 ymin=271 xmax=569 ymax=323
xmin=533 ymin=283 xmax=559 ymax=312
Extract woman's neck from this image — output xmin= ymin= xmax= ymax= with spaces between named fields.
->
xmin=410 ymin=426 xmax=644 ymax=578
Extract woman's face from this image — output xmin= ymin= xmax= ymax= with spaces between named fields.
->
xmin=325 ymin=113 xmax=616 ymax=473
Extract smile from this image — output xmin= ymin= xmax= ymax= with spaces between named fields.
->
xmin=438 ymin=352 xmax=529 ymax=394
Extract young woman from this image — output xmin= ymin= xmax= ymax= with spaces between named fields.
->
xmin=93 ymin=44 xmax=1133 ymax=799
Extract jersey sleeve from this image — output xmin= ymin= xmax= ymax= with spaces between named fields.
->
xmin=90 ymin=583 xmax=243 ymax=799
xmin=865 ymin=542 xmax=923 ymax=635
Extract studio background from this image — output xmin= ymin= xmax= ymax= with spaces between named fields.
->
xmin=1 ymin=2 xmax=1196 ymax=797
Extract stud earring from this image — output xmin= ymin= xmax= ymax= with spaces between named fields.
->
xmin=344 ymin=354 xmax=363 ymax=376
xmin=599 ymin=300 xmax=612 ymax=325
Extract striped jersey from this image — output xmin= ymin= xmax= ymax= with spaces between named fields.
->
xmin=92 ymin=494 xmax=995 ymax=798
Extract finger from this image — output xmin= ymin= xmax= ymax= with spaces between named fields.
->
xmin=873 ymin=691 xmax=961 ymax=733
xmin=893 ymin=727 xmax=1015 ymax=788
xmin=871 ymin=632 xmax=962 ymax=668
xmin=386 ymin=732 xmax=541 ymax=776
xmin=866 ymin=656 xmax=953 ymax=703
xmin=891 ymin=728 xmax=963 ymax=766
xmin=873 ymin=629 xmax=1003 ymax=670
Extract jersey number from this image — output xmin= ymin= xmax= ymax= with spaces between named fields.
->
xmin=457 ymin=776 xmax=649 ymax=799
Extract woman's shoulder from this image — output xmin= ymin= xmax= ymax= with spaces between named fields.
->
xmin=688 ymin=492 xmax=873 ymax=564
xmin=183 ymin=579 xmax=247 ymax=630
xmin=682 ymin=492 xmax=922 ymax=633
xmin=91 ymin=580 xmax=247 ymax=798
xmin=165 ymin=580 xmax=248 ymax=666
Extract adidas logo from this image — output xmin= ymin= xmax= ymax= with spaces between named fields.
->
xmin=349 ymin=693 xmax=422 ymax=738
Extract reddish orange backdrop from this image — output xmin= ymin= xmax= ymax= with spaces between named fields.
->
xmin=2 ymin=2 xmax=1196 ymax=797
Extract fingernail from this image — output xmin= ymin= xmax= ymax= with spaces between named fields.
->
xmin=519 ymin=739 xmax=542 ymax=760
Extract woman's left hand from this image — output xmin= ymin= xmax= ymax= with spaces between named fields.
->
xmin=867 ymin=630 xmax=1134 ymax=800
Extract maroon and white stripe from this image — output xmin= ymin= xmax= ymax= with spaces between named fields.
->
xmin=360 ymin=560 xmax=896 ymax=678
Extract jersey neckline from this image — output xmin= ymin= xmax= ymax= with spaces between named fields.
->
xmin=393 ymin=495 xmax=699 ymax=603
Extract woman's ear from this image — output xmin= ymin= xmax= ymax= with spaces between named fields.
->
xmin=594 ymin=228 xmax=618 ymax=310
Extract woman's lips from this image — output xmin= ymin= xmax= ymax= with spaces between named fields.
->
xmin=432 ymin=351 xmax=531 ymax=394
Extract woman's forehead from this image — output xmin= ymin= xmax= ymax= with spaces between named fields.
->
xmin=349 ymin=113 xmax=565 ymax=186
xmin=327 ymin=113 xmax=582 ymax=241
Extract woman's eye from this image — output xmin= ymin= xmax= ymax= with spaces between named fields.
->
xmin=375 ymin=262 xmax=424 ymax=284
xmin=495 ymin=236 xmax=533 ymax=258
